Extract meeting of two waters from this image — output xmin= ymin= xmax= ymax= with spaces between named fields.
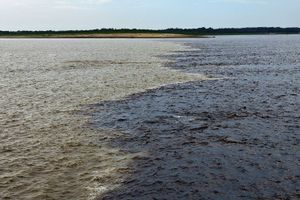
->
xmin=0 ymin=35 xmax=299 ymax=199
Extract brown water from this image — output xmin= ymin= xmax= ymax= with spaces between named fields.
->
xmin=0 ymin=39 xmax=205 ymax=200
xmin=1 ymin=36 xmax=299 ymax=200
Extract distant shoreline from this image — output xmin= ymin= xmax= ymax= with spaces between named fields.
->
xmin=1 ymin=34 xmax=298 ymax=39
xmin=1 ymin=27 xmax=299 ymax=38
xmin=0 ymin=33 xmax=206 ymax=39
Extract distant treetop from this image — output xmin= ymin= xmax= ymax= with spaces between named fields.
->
xmin=1 ymin=27 xmax=300 ymax=36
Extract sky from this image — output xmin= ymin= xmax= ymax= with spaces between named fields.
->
xmin=0 ymin=0 xmax=299 ymax=31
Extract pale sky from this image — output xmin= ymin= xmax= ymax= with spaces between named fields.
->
xmin=0 ymin=0 xmax=299 ymax=31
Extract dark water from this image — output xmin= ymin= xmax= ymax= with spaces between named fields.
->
xmin=0 ymin=39 xmax=199 ymax=200
xmin=85 ymin=35 xmax=300 ymax=200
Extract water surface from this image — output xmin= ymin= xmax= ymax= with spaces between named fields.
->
xmin=1 ymin=36 xmax=299 ymax=199
xmin=0 ymin=39 xmax=202 ymax=200
xmin=87 ymin=35 xmax=300 ymax=199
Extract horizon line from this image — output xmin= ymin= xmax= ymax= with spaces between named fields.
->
xmin=1 ymin=27 xmax=300 ymax=32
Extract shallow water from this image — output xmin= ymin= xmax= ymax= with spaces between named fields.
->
xmin=0 ymin=39 xmax=203 ymax=200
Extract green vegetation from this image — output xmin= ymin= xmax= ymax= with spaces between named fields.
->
xmin=1 ymin=27 xmax=299 ymax=37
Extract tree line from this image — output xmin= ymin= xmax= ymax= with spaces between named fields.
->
xmin=0 ymin=27 xmax=300 ymax=36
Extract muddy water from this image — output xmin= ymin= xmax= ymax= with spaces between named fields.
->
xmin=0 ymin=39 xmax=205 ymax=200
xmin=1 ymin=36 xmax=299 ymax=200
xmin=86 ymin=35 xmax=300 ymax=199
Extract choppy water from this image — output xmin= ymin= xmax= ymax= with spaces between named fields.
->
xmin=86 ymin=35 xmax=300 ymax=199
xmin=0 ymin=39 xmax=203 ymax=200
xmin=1 ymin=35 xmax=300 ymax=200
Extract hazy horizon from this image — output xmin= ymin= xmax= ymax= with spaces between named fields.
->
xmin=0 ymin=0 xmax=300 ymax=31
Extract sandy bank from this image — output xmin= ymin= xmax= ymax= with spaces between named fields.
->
xmin=0 ymin=33 xmax=205 ymax=39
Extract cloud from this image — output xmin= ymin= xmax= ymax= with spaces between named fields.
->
xmin=0 ymin=0 xmax=112 ymax=9
xmin=217 ymin=0 xmax=268 ymax=4
xmin=53 ymin=0 xmax=112 ymax=9
xmin=55 ymin=0 xmax=112 ymax=6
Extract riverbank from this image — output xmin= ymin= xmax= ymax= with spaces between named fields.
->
xmin=0 ymin=33 xmax=204 ymax=39
xmin=1 ymin=27 xmax=299 ymax=38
